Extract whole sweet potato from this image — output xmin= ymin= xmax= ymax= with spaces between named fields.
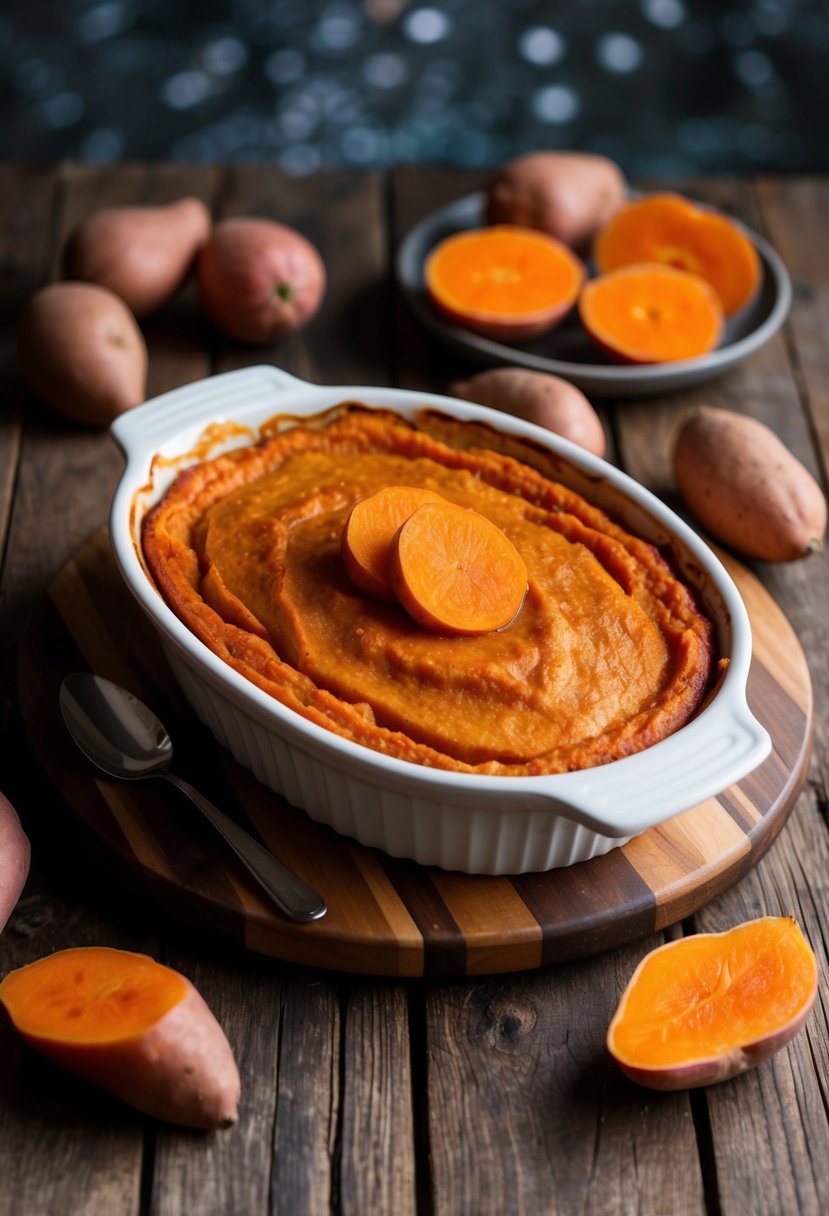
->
xmin=0 ymin=792 xmax=30 ymax=933
xmin=673 ymin=407 xmax=827 ymax=561
xmin=486 ymin=152 xmax=627 ymax=251
xmin=196 ymin=217 xmax=326 ymax=343
xmin=18 ymin=282 xmax=147 ymax=427
xmin=450 ymin=367 xmax=606 ymax=457
xmin=63 ymin=197 xmax=211 ymax=317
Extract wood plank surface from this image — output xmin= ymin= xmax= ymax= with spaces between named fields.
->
xmin=689 ymin=175 xmax=829 ymax=1216
xmin=606 ymin=174 xmax=829 ymax=1216
xmin=0 ymin=160 xmax=151 ymax=1216
xmin=1 ymin=162 xmax=828 ymax=1216
xmin=424 ymin=945 xmax=706 ymax=1216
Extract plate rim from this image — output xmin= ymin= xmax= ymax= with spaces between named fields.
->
xmin=396 ymin=190 xmax=793 ymax=394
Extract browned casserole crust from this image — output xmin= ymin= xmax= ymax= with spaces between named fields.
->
xmin=142 ymin=406 xmax=715 ymax=775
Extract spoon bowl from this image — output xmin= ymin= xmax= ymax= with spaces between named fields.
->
xmin=60 ymin=672 xmax=327 ymax=924
xmin=61 ymin=673 xmax=173 ymax=778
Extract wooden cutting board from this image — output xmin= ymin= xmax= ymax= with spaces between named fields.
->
xmin=18 ymin=529 xmax=812 ymax=977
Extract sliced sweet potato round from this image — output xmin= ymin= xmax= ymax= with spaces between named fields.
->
xmin=389 ymin=501 xmax=528 ymax=635
xmin=342 ymin=485 xmax=445 ymax=601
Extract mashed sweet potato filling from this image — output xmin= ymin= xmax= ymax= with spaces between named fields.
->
xmin=142 ymin=408 xmax=713 ymax=775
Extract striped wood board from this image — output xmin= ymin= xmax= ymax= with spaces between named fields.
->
xmin=18 ymin=529 xmax=812 ymax=977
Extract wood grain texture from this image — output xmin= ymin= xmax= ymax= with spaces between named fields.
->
xmin=688 ymin=789 xmax=829 ymax=1216
xmin=0 ymin=160 xmax=153 ymax=1216
xmin=270 ymin=978 xmax=340 ymax=1215
xmin=2 ymin=163 xmax=829 ymax=1216
xmin=595 ymin=173 xmax=829 ymax=1216
xmin=339 ymin=983 xmax=416 ymax=1216
xmin=18 ymin=526 xmax=811 ymax=977
xmin=425 ymin=951 xmax=707 ymax=1216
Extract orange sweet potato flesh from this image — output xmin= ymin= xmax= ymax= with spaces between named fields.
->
xmin=389 ymin=501 xmax=528 ymax=635
xmin=425 ymin=225 xmax=585 ymax=341
xmin=0 ymin=946 xmax=240 ymax=1129
xmin=607 ymin=917 xmax=818 ymax=1090
xmin=594 ymin=193 xmax=761 ymax=317
xmin=580 ymin=264 xmax=723 ymax=364
xmin=342 ymin=485 xmax=445 ymax=600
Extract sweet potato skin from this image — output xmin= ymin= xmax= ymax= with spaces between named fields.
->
xmin=613 ymin=999 xmax=816 ymax=1091
xmin=196 ymin=217 xmax=326 ymax=343
xmin=486 ymin=152 xmax=627 ymax=251
xmin=673 ymin=407 xmax=827 ymax=561
xmin=62 ymin=197 xmax=211 ymax=317
xmin=0 ymin=792 xmax=31 ymax=933
xmin=17 ymin=282 xmax=147 ymax=427
xmin=13 ymin=980 xmax=240 ymax=1130
xmin=450 ymin=368 xmax=606 ymax=457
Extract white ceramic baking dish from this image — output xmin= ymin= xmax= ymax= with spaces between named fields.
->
xmin=109 ymin=366 xmax=770 ymax=874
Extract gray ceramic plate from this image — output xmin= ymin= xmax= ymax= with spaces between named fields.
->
xmin=396 ymin=192 xmax=792 ymax=398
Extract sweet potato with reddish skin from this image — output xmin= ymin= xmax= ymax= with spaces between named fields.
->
xmin=450 ymin=368 xmax=606 ymax=457
xmin=17 ymin=282 xmax=147 ymax=427
xmin=607 ymin=917 xmax=818 ymax=1090
xmin=0 ymin=947 xmax=240 ymax=1130
xmin=486 ymin=152 xmax=627 ymax=251
xmin=62 ymin=197 xmax=211 ymax=317
xmin=673 ymin=407 xmax=827 ymax=561
xmin=0 ymin=792 xmax=30 ymax=934
xmin=196 ymin=217 xmax=326 ymax=344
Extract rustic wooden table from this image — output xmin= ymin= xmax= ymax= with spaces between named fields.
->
xmin=1 ymin=163 xmax=828 ymax=1216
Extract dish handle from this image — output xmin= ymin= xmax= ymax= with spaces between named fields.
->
xmin=523 ymin=697 xmax=772 ymax=839
xmin=110 ymin=365 xmax=311 ymax=462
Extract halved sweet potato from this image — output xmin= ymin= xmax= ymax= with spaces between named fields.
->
xmin=594 ymin=192 xmax=761 ymax=317
xmin=607 ymin=917 xmax=818 ymax=1090
xmin=0 ymin=946 xmax=240 ymax=1129
xmin=425 ymin=225 xmax=585 ymax=341
xmin=580 ymin=264 xmax=723 ymax=364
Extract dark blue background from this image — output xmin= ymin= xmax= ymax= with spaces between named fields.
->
xmin=2 ymin=0 xmax=826 ymax=176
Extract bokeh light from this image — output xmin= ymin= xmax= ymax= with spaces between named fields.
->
xmin=0 ymin=0 xmax=826 ymax=175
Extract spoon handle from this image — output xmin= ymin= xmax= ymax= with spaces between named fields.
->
xmin=160 ymin=772 xmax=327 ymax=924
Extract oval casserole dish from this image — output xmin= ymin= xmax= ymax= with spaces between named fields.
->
xmin=109 ymin=366 xmax=770 ymax=874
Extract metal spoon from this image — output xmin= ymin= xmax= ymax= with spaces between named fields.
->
xmin=59 ymin=672 xmax=327 ymax=924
